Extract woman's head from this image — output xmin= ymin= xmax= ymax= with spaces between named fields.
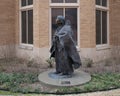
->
xmin=56 ymin=15 xmax=65 ymax=26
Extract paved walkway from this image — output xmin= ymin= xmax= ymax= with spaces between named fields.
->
xmin=48 ymin=89 xmax=120 ymax=96
xmin=1 ymin=89 xmax=120 ymax=96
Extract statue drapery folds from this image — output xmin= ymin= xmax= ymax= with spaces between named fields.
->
xmin=50 ymin=15 xmax=81 ymax=75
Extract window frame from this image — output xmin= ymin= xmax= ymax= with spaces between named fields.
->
xmin=96 ymin=0 xmax=109 ymax=48
xmin=19 ymin=0 xmax=33 ymax=47
xmin=49 ymin=0 xmax=80 ymax=48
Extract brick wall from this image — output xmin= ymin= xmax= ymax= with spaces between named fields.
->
xmin=34 ymin=0 xmax=49 ymax=48
xmin=0 ymin=0 xmax=15 ymax=45
xmin=110 ymin=0 xmax=120 ymax=46
xmin=0 ymin=0 xmax=16 ymax=58
xmin=80 ymin=0 xmax=96 ymax=48
xmin=15 ymin=0 xmax=19 ymax=45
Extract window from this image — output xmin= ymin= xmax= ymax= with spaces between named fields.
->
xmin=96 ymin=0 xmax=107 ymax=7
xmin=21 ymin=0 xmax=33 ymax=6
xmin=96 ymin=0 xmax=109 ymax=45
xmin=50 ymin=0 xmax=79 ymax=45
xmin=20 ymin=0 xmax=33 ymax=44
xmin=51 ymin=0 xmax=77 ymax=3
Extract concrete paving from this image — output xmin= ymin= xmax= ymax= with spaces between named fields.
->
xmin=63 ymin=89 xmax=120 ymax=96
xmin=17 ymin=89 xmax=120 ymax=96
xmin=1 ymin=89 xmax=119 ymax=96
xmin=48 ymin=89 xmax=120 ymax=96
xmin=38 ymin=69 xmax=91 ymax=87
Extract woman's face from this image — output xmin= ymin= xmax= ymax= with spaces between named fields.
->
xmin=56 ymin=19 xmax=62 ymax=26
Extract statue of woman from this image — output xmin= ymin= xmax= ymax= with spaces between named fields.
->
xmin=50 ymin=15 xmax=81 ymax=75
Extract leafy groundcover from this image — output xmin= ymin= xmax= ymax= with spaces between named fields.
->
xmin=0 ymin=72 xmax=120 ymax=95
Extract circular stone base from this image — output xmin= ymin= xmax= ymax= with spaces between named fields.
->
xmin=38 ymin=69 xmax=91 ymax=87
xmin=48 ymin=72 xmax=72 ymax=79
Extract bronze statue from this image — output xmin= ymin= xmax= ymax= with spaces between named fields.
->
xmin=50 ymin=15 xmax=81 ymax=76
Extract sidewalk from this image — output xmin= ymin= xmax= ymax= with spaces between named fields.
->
xmin=62 ymin=89 xmax=120 ymax=96
xmin=47 ymin=89 xmax=120 ymax=96
xmin=0 ymin=89 xmax=120 ymax=96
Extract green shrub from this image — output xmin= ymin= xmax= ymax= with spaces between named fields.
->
xmin=83 ymin=58 xmax=93 ymax=68
xmin=46 ymin=58 xmax=55 ymax=68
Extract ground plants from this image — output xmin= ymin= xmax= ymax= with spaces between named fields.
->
xmin=46 ymin=58 xmax=55 ymax=68
xmin=83 ymin=58 xmax=93 ymax=68
xmin=0 ymin=72 xmax=39 ymax=94
xmin=0 ymin=57 xmax=120 ymax=94
xmin=0 ymin=72 xmax=120 ymax=94
xmin=56 ymin=73 xmax=120 ymax=94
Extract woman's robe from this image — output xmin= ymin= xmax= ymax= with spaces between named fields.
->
xmin=50 ymin=21 xmax=81 ymax=75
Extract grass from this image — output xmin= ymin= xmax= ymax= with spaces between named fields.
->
xmin=0 ymin=72 xmax=120 ymax=94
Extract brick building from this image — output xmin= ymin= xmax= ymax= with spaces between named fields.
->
xmin=0 ymin=0 xmax=120 ymax=63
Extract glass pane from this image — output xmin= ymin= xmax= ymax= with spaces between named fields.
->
xmin=21 ymin=0 xmax=26 ymax=6
xmin=96 ymin=10 xmax=101 ymax=45
xmin=21 ymin=11 xmax=27 ymax=43
xmin=65 ymin=0 xmax=77 ymax=3
xmin=28 ymin=0 xmax=33 ymax=5
xmin=51 ymin=8 xmax=63 ymax=38
xmin=65 ymin=8 xmax=77 ymax=44
xmin=96 ymin=0 xmax=101 ymax=5
xmin=102 ymin=11 xmax=107 ymax=44
xmin=28 ymin=10 xmax=33 ymax=44
xmin=51 ymin=0 xmax=63 ymax=3
xmin=102 ymin=0 xmax=107 ymax=7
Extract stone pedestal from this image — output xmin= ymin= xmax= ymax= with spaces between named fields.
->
xmin=38 ymin=69 xmax=91 ymax=87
